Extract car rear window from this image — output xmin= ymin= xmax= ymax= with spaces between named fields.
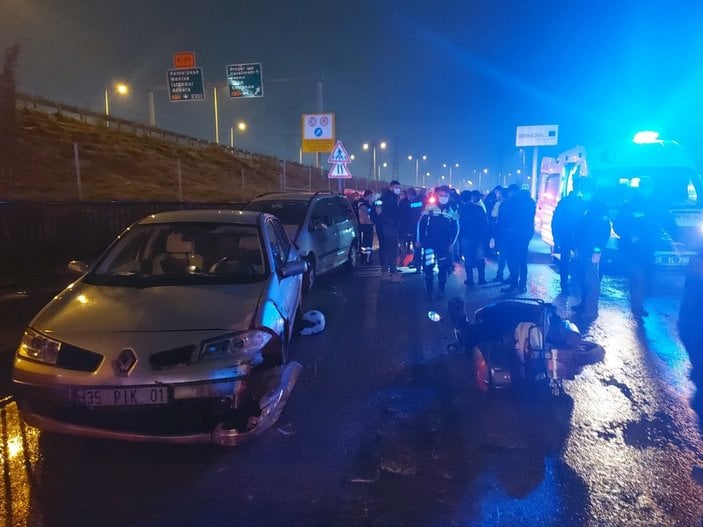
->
xmin=244 ymin=200 xmax=309 ymax=226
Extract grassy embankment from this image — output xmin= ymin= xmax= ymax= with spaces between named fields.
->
xmin=6 ymin=108 xmax=329 ymax=201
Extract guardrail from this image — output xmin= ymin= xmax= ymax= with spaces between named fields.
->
xmin=16 ymin=93 xmax=262 ymax=160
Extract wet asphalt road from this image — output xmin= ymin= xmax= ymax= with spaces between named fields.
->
xmin=1 ymin=242 xmax=702 ymax=526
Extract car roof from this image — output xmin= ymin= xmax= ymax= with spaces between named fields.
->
xmin=138 ymin=209 xmax=264 ymax=226
xmin=248 ymin=191 xmax=339 ymax=202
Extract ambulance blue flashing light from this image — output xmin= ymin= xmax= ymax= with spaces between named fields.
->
xmin=633 ymin=131 xmax=661 ymax=144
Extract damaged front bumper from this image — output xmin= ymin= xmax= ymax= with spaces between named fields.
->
xmin=15 ymin=361 xmax=302 ymax=446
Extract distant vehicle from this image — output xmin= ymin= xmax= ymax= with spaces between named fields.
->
xmin=243 ymin=191 xmax=358 ymax=291
xmin=12 ymin=210 xmax=306 ymax=445
xmin=535 ymin=133 xmax=703 ymax=267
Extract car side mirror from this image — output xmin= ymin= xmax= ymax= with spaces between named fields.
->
xmin=67 ymin=260 xmax=89 ymax=275
xmin=280 ymin=260 xmax=308 ymax=278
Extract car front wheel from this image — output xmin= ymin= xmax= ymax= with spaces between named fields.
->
xmin=345 ymin=242 xmax=358 ymax=272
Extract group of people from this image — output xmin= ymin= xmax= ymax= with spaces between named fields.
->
xmin=551 ymin=176 xmax=672 ymax=323
xmin=349 ymin=181 xmax=538 ymax=300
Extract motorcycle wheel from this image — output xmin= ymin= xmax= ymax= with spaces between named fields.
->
xmin=472 ymin=346 xmax=491 ymax=393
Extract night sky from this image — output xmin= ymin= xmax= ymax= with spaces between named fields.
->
xmin=3 ymin=0 xmax=702 ymax=186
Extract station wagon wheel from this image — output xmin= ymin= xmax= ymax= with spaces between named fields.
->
xmin=303 ymin=256 xmax=316 ymax=293
xmin=345 ymin=242 xmax=358 ymax=272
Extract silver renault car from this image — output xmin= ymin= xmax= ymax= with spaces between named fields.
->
xmin=243 ymin=191 xmax=358 ymax=291
xmin=12 ymin=210 xmax=306 ymax=445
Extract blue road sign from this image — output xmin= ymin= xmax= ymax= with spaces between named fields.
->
xmin=167 ymin=68 xmax=205 ymax=102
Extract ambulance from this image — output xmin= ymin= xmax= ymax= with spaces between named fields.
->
xmin=535 ymin=132 xmax=703 ymax=267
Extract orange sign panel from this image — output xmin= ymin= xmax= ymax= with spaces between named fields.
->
xmin=173 ymin=52 xmax=196 ymax=69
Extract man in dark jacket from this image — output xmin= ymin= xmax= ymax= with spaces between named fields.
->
xmin=500 ymin=186 xmax=536 ymax=294
xmin=572 ymin=195 xmax=611 ymax=323
xmin=551 ymin=182 xmax=585 ymax=295
xmin=418 ymin=185 xmax=459 ymax=299
xmin=613 ymin=177 xmax=676 ymax=317
xmin=372 ymin=180 xmax=404 ymax=283
xmin=458 ymin=190 xmax=488 ymax=286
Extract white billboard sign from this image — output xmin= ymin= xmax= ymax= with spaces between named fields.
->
xmin=515 ymin=124 xmax=559 ymax=147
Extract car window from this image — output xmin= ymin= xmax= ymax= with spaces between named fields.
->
xmin=244 ymin=200 xmax=308 ymax=226
xmin=265 ymin=220 xmax=288 ymax=269
xmin=333 ymin=197 xmax=355 ymax=224
xmin=86 ymin=223 xmax=268 ymax=286
xmin=271 ymin=219 xmax=292 ymax=260
xmin=310 ymin=199 xmax=333 ymax=230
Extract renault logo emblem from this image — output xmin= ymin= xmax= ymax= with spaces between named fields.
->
xmin=115 ymin=348 xmax=137 ymax=375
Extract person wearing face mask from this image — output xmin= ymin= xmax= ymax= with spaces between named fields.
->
xmin=373 ymin=181 xmax=404 ymax=282
xmin=417 ymin=185 xmax=459 ymax=299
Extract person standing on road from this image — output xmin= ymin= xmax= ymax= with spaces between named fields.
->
xmin=613 ymin=177 xmax=676 ymax=318
xmin=458 ymin=190 xmax=488 ymax=287
xmin=571 ymin=193 xmax=611 ymax=323
xmin=678 ymin=241 xmax=703 ymax=442
xmin=408 ymin=187 xmax=427 ymax=273
xmin=373 ymin=181 xmax=404 ymax=283
xmin=500 ymin=186 xmax=536 ymax=294
xmin=490 ymin=187 xmax=508 ymax=281
xmin=357 ymin=190 xmax=375 ymax=265
xmin=399 ymin=188 xmax=413 ymax=259
xmin=551 ymin=181 xmax=585 ymax=295
xmin=418 ymin=185 xmax=459 ymax=299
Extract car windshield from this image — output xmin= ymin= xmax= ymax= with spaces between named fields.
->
xmin=84 ymin=222 xmax=268 ymax=287
xmin=244 ymin=200 xmax=308 ymax=226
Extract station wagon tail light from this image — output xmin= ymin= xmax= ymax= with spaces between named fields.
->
xmin=18 ymin=328 xmax=61 ymax=365
xmin=199 ymin=330 xmax=272 ymax=364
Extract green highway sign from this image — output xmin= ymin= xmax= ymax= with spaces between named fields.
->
xmin=167 ymin=68 xmax=205 ymax=101
xmin=227 ymin=63 xmax=264 ymax=98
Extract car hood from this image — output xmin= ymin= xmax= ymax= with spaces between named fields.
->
xmin=31 ymin=281 xmax=264 ymax=336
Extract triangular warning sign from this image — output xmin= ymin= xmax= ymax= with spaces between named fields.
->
xmin=327 ymin=141 xmax=350 ymax=163
xmin=328 ymin=162 xmax=352 ymax=179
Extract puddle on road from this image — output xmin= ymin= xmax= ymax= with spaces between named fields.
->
xmin=622 ymin=411 xmax=691 ymax=450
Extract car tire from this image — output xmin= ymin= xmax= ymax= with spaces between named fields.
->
xmin=303 ymin=256 xmax=316 ymax=293
xmin=345 ymin=241 xmax=358 ymax=273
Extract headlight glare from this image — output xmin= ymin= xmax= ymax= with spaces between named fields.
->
xmin=200 ymin=330 xmax=272 ymax=363
xmin=18 ymin=328 xmax=61 ymax=364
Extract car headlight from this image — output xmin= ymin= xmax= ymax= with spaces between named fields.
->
xmin=18 ymin=328 xmax=61 ymax=365
xmin=199 ymin=330 xmax=272 ymax=364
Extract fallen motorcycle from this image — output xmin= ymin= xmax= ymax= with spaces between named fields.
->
xmin=446 ymin=297 xmax=605 ymax=396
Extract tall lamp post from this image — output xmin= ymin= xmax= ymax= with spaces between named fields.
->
xmin=104 ymin=83 xmax=129 ymax=126
xmin=377 ymin=161 xmax=388 ymax=181
xmin=407 ymin=154 xmax=428 ymax=188
xmin=442 ymin=162 xmax=460 ymax=187
xmin=362 ymin=141 xmax=387 ymax=182
xmin=229 ymin=121 xmax=247 ymax=149
xmin=104 ymin=83 xmax=157 ymax=127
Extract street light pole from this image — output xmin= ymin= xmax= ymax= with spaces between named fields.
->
xmin=148 ymin=90 xmax=156 ymax=127
xmin=229 ymin=121 xmax=247 ymax=149
xmin=213 ymin=86 xmax=220 ymax=144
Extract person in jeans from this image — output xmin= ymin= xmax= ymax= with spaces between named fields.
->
xmin=551 ymin=181 xmax=585 ymax=295
xmin=500 ymin=186 xmax=536 ymax=294
xmin=357 ymin=189 xmax=375 ymax=265
xmin=418 ymin=185 xmax=459 ymax=299
xmin=458 ymin=190 xmax=488 ymax=286
xmin=572 ymin=194 xmax=610 ymax=323
xmin=409 ymin=187 xmax=427 ymax=273
xmin=372 ymin=181 xmax=404 ymax=283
